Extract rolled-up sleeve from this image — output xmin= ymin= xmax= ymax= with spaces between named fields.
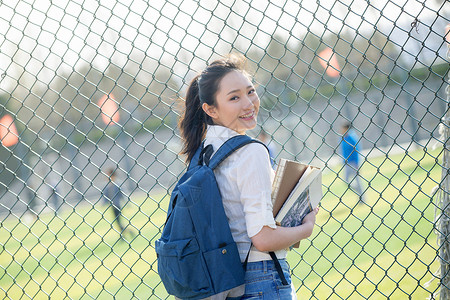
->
xmin=236 ymin=143 xmax=276 ymax=238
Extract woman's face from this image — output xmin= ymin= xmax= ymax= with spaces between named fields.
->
xmin=203 ymin=70 xmax=260 ymax=134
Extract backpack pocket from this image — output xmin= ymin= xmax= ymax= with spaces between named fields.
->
xmin=203 ymin=242 xmax=245 ymax=293
xmin=155 ymin=238 xmax=211 ymax=298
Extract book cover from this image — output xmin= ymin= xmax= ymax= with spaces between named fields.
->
xmin=271 ymin=159 xmax=309 ymax=217
xmin=273 ymin=163 xmax=322 ymax=227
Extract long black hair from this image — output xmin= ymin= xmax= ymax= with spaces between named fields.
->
xmin=179 ymin=54 xmax=248 ymax=162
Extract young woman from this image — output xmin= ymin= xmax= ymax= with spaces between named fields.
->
xmin=178 ymin=54 xmax=319 ymax=300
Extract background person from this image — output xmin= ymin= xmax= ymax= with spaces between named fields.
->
xmin=178 ymin=53 xmax=319 ymax=299
xmin=340 ymin=122 xmax=365 ymax=204
xmin=259 ymin=129 xmax=277 ymax=169
xmin=48 ymin=176 xmax=61 ymax=215
xmin=103 ymin=168 xmax=132 ymax=239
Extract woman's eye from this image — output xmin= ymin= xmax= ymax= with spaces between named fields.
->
xmin=248 ymin=89 xmax=255 ymax=95
xmin=230 ymin=96 xmax=239 ymax=101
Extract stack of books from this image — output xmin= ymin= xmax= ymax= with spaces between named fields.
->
xmin=272 ymin=159 xmax=323 ymax=229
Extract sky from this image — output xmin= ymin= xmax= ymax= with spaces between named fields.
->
xmin=0 ymin=0 xmax=448 ymax=94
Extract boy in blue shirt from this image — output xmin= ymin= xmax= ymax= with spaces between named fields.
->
xmin=340 ymin=122 xmax=365 ymax=203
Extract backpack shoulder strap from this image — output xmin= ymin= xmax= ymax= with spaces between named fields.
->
xmin=187 ymin=141 xmax=205 ymax=171
xmin=209 ymin=135 xmax=268 ymax=170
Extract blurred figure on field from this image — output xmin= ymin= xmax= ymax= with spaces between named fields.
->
xmin=103 ymin=168 xmax=132 ymax=239
xmin=340 ymin=122 xmax=365 ymax=203
xmin=259 ymin=130 xmax=276 ymax=168
xmin=24 ymin=183 xmax=39 ymax=223
xmin=48 ymin=176 xmax=61 ymax=214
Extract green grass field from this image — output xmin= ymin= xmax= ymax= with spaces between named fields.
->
xmin=0 ymin=146 xmax=444 ymax=299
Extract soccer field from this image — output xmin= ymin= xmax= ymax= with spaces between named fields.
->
xmin=294 ymin=145 xmax=442 ymax=299
xmin=0 ymin=146 xmax=443 ymax=299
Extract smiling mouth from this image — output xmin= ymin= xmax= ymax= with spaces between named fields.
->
xmin=239 ymin=111 xmax=255 ymax=119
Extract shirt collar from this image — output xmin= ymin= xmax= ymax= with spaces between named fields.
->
xmin=205 ymin=125 xmax=241 ymax=140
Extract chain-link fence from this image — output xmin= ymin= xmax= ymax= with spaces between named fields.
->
xmin=0 ymin=0 xmax=449 ymax=299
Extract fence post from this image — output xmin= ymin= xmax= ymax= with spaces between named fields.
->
xmin=440 ymin=27 xmax=450 ymax=299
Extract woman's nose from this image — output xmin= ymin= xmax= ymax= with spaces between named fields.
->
xmin=243 ymin=95 xmax=255 ymax=108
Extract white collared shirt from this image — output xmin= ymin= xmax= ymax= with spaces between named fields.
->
xmin=205 ymin=125 xmax=287 ymax=262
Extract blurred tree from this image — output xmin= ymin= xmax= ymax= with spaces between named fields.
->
xmin=126 ymin=55 xmax=180 ymax=132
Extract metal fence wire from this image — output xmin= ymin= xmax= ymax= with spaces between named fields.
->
xmin=0 ymin=0 xmax=449 ymax=299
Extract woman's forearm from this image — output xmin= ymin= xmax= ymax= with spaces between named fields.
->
xmin=251 ymin=223 xmax=314 ymax=252
xmin=251 ymin=208 xmax=319 ymax=252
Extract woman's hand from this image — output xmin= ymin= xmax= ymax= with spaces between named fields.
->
xmin=301 ymin=207 xmax=319 ymax=238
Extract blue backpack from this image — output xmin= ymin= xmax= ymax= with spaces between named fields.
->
xmin=155 ymin=135 xmax=263 ymax=300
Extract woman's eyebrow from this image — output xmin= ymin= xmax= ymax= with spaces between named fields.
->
xmin=226 ymin=86 xmax=253 ymax=95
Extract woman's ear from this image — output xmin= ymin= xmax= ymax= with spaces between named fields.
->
xmin=202 ymin=103 xmax=217 ymax=119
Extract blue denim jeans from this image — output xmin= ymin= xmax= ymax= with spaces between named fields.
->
xmin=242 ymin=259 xmax=297 ymax=300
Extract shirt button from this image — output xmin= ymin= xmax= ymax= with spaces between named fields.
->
xmin=222 ymin=249 xmax=227 ymax=254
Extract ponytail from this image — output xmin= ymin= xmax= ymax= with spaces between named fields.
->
xmin=179 ymin=75 xmax=208 ymax=162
